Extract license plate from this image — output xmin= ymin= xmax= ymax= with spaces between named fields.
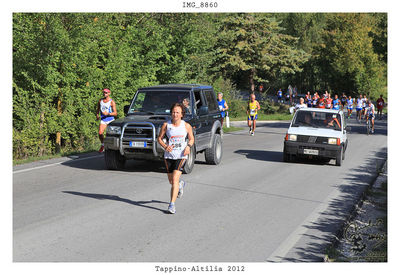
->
xmin=304 ymin=149 xmax=318 ymax=155
xmin=129 ymin=141 xmax=147 ymax=148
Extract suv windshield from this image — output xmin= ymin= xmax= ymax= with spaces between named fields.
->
xmin=292 ymin=110 xmax=342 ymax=131
xmin=128 ymin=90 xmax=192 ymax=115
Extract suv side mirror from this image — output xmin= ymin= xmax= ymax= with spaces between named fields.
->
xmin=197 ymin=106 xmax=208 ymax=116
xmin=124 ymin=105 xmax=130 ymax=116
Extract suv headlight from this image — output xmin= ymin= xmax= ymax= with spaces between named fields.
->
xmin=107 ymin=126 xmax=121 ymax=135
xmin=288 ymin=134 xmax=297 ymax=141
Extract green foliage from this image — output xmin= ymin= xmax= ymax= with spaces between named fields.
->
xmin=12 ymin=13 xmax=387 ymax=161
xmin=213 ymin=14 xmax=310 ymax=91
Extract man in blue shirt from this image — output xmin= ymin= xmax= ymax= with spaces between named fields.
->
xmin=217 ymin=92 xmax=229 ymax=124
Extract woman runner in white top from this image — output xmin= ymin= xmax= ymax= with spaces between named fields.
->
xmin=158 ymin=103 xmax=194 ymax=214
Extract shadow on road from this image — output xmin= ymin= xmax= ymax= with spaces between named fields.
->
xmin=234 ymin=149 xmax=282 ymax=162
xmin=272 ymin=147 xmax=387 ymax=262
xmin=61 ymin=158 xmax=168 ymax=173
xmin=62 ymin=191 xmax=170 ymax=213
xmin=234 ymin=149 xmax=333 ymax=166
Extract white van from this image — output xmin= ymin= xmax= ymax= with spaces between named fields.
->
xmin=283 ymin=108 xmax=349 ymax=166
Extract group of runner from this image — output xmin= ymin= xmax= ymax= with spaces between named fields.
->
xmin=96 ymin=88 xmax=385 ymax=214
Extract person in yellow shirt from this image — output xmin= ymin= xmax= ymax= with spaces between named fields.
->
xmin=247 ymin=93 xmax=261 ymax=136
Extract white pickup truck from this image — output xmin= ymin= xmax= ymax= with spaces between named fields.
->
xmin=283 ymin=108 xmax=349 ymax=166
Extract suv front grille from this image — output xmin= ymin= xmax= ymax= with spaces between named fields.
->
xmin=123 ymin=125 xmax=153 ymax=139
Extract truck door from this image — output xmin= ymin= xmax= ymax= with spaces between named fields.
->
xmin=193 ymin=89 xmax=208 ymax=151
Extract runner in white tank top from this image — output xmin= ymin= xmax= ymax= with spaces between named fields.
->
xmin=96 ymin=88 xmax=117 ymax=153
xmin=158 ymin=103 xmax=194 ymax=214
xmin=164 ymin=119 xmax=188 ymax=160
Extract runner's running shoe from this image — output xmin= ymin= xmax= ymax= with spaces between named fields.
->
xmin=251 ymin=131 xmax=254 ymax=136
xmin=168 ymin=203 xmax=176 ymax=214
xmin=99 ymin=145 xmax=104 ymax=153
xmin=178 ymin=180 xmax=186 ymax=198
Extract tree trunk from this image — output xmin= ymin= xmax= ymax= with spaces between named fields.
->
xmin=55 ymin=89 xmax=62 ymax=153
xmin=249 ymin=68 xmax=256 ymax=92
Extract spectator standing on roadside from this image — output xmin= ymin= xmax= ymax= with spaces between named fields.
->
xmin=96 ymin=88 xmax=117 ymax=153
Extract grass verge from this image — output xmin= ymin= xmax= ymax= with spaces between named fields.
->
xmin=13 ymin=146 xmax=99 ymax=166
xmin=229 ymin=113 xmax=293 ymax=121
xmin=223 ymin=126 xmax=243 ymax=133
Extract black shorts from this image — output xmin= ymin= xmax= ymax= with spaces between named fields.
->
xmin=164 ymin=158 xmax=186 ymax=173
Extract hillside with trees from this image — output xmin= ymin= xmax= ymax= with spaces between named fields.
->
xmin=13 ymin=13 xmax=387 ymax=160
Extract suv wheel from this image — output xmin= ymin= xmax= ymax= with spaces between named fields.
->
xmin=183 ymin=145 xmax=195 ymax=174
xmin=105 ymin=149 xmax=126 ymax=170
xmin=335 ymin=146 xmax=343 ymax=166
xmin=205 ymin=134 xmax=222 ymax=165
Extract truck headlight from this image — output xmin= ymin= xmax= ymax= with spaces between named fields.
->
xmin=288 ymin=134 xmax=297 ymax=141
xmin=328 ymin=138 xmax=340 ymax=145
xmin=107 ymin=126 xmax=121 ymax=135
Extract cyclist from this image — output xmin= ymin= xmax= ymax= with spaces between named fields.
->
xmin=376 ymin=94 xmax=385 ymax=120
xmin=346 ymin=96 xmax=354 ymax=119
xmin=158 ymin=103 xmax=195 ymax=214
xmin=361 ymin=94 xmax=368 ymax=119
xmin=356 ymin=94 xmax=363 ymax=122
xmin=332 ymin=94 xmax=341 ymax=110
xmin=96 ymin=88 xmax=117 ymax=153
xmin=247 ymin=93 xmax=261 ymax=136
xmin=365 ymin=100 xmax=376 ymax=134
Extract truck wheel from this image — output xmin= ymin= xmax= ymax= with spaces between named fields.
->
xmin=335 ymin=146 xmax=343 ymax=166
xmin=183 ymin=145 xmax=195 ymax=174
xmin=205 ymin=134 xmax=222 ymax=165
xmin=105 ymin=149 xmax=126 ymax=170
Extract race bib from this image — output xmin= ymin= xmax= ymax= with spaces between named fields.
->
xmin=219 ymin=105 xmax=223 ymax=111
xmin=250 ymin=109 xmax=256 ymax=115
xmin=169 ymin=136 xmax=185 ymax=151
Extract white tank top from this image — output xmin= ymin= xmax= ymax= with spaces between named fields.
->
xmin=164 ymin=120 xmax=188 ymax=160
xmin=100 ymin=99 xmax=113 ymax=120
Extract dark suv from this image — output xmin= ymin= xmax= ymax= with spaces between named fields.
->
xmin=103 ymin=84 xmax=223 ymax=173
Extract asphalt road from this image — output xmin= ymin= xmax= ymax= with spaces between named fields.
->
xmin=13 ymin=116 xmax=387 ymax=262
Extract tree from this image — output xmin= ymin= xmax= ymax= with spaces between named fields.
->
xmin=214 ymin=13 xmax=309 ymax=92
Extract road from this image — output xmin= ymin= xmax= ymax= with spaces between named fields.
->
xmin=13 ymin=116 xmax=387 ymax=262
